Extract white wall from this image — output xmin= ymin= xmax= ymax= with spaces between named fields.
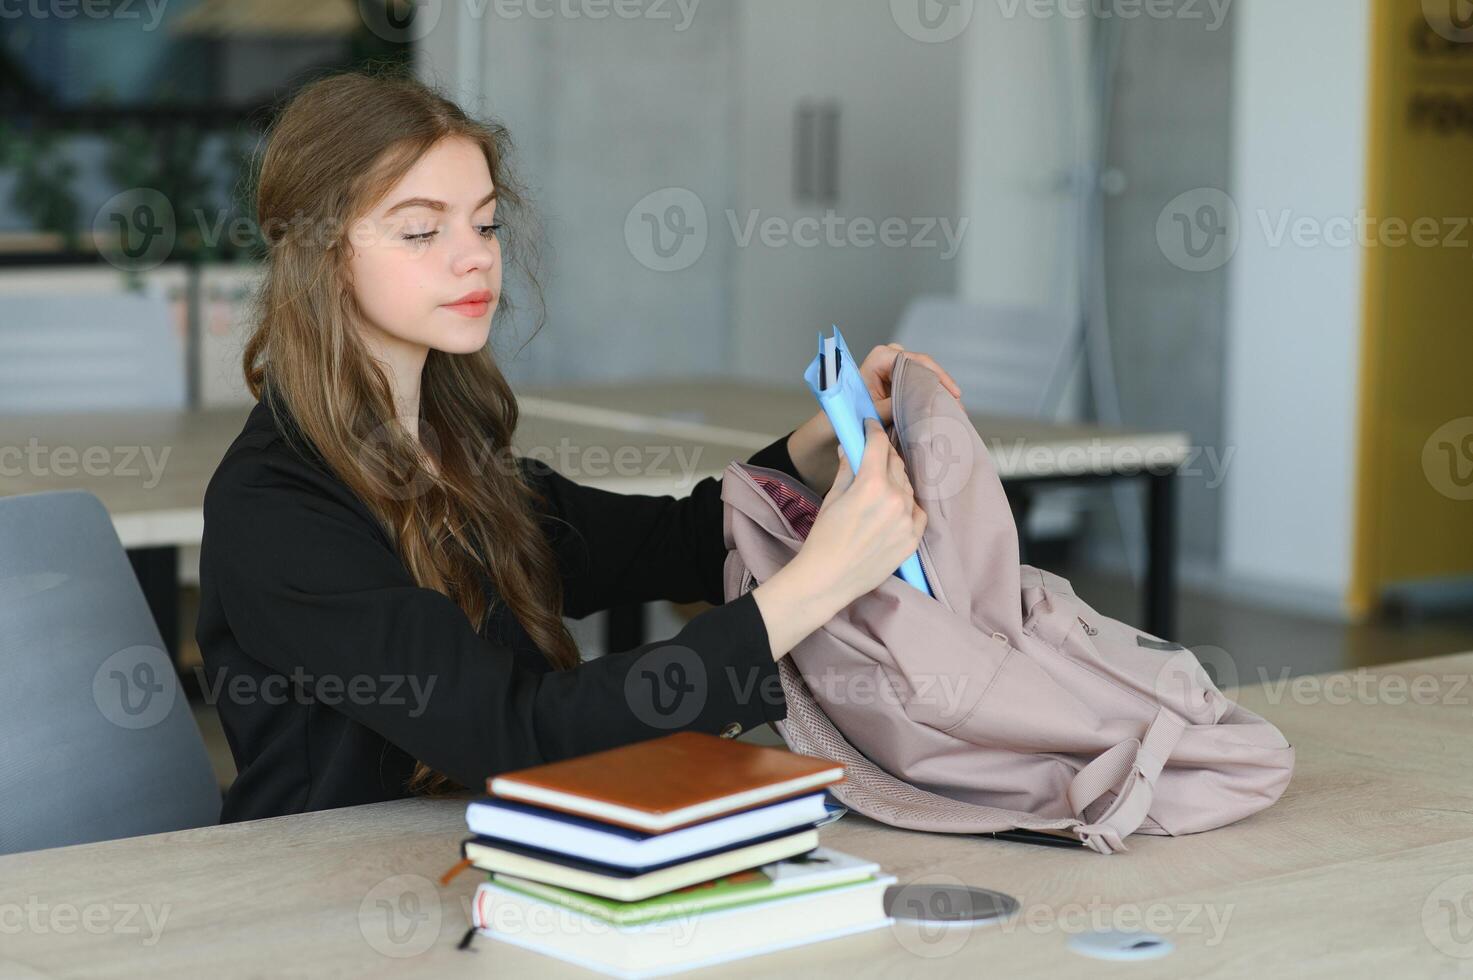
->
xmin=956 ymin=8 xmax=1086 ymax=317
xmin=1221 ymin=0 xmax=1371 ymax=614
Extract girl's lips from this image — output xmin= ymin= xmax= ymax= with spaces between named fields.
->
xmin=443 ymin=299 xmax=492 ymax=318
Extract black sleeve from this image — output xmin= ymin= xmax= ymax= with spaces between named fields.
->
xmin=204 ymin=443 xmax=788 ymax=789
xmin=525 ymin=430 xmax=803 ymax=615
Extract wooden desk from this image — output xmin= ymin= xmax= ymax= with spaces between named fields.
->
xmin=0 ymin=407 xmax=251 ymax=660
xmin=0 ymin=382 xmax=1190 ymax=659
xmin=5 ymin=652 xmax=1467 ymax=978
xmin=523 ymin=379 xmax=1192 ymax=642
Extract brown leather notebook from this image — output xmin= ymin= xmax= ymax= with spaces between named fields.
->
xmin=487 ymin=732 xmax=845 ymax=833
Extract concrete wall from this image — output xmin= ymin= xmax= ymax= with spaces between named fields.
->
xmin=1099 ymin=12 xmax=1238 ymax=572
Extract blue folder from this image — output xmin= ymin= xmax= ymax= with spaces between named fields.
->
xmin=803 ymin=325 xmax=932 ymax=597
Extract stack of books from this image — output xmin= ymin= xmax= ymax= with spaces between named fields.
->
xmin=459 ymin=732 xmax=895 ymax=978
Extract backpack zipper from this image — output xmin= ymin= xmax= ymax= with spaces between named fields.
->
xmin=890 ymin=355 xmax=951 ymax=611
xmin=729 ymin=460 xmax=952 ymax=613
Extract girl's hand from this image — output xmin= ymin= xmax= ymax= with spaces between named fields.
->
xmin=858 ymin=342 xmax=963 ymax=427
xmin=787 ymin=418 xmax=928 ymax=606
xmin=785 ymin=343 xmax=964 ymax=495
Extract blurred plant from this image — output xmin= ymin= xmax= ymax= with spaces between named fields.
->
xmin=103 ymin=118 xmax=214 ymax=257
xmin=0 ymin=120 xmax=82 ymax=250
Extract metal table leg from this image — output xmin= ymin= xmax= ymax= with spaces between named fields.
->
xmin=1144 ymin=467 xmax=1178 ymax=641
xmin=127 ymin=545 xmax=180 ymax=665
xmin=605 ymin=603 xmax=647 ymax=655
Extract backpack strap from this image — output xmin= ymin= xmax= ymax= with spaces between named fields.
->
xmin=1067 ymin=707 xmax=1187 ymax=854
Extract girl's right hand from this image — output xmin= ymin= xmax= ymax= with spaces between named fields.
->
xmin=795 ymin=418 xmax=928 ymax=605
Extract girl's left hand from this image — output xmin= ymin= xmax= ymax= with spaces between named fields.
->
xmin=858 ymin=343 xmax=964 ymax=426
xmin=786 ymin=343 xmax=964 ymax=495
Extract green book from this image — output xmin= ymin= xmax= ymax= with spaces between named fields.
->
xmin=491 ymin=846 xmax=880 ymax=926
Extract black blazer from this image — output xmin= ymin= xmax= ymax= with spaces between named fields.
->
xmin=196 ymin=390 xmax=802 ymax=822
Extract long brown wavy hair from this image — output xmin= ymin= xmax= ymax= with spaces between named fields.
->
xmin=240 ymin=69 xmax=581 ymax=795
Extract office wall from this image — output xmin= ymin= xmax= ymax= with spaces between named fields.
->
xmin=420 ymin=2 xmax=740 ymax=386
xmin=1100 ymin=14 xmax=1238 ymax=573
xmin=420 ymin=3 xmax=962 ymax=389
xmin=956 ymin=9 xmax=1236 ymax=574
xmin=1222 ymin=0 xmax=1371 ymax=614
xmin=727 ymin=0 xmax=962 ymax=383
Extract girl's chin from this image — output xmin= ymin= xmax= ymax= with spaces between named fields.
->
xmin=433 ymin=333 xmax=491 ymax=355
xmin=433 ymin=327 xmax=493 ymax=354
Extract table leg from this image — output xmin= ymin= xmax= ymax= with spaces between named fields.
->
xmin=1144 ymin=468 xmax=1178 ymax=641
xmin=605 ymin=603 xmax=647 ymax=655
xmin=1006 ymin=485 xmax=1035 ymax=565
xmin=127 ymin=546 xmax=180 ymax=665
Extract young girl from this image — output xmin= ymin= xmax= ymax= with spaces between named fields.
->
xmin=197 ymin=71 xmax=963 ymax=821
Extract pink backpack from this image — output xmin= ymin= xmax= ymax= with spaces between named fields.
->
xmin=720 ymin=358 xmax=1294 ymax=854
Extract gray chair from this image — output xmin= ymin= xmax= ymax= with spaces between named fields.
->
xmin=893 ymin=297 xmax=1084 ymax=549
xmin=893 ymin=297 xmax=1073 ymax=419
xmin=0 ymin=490 xmax=219 ymax=854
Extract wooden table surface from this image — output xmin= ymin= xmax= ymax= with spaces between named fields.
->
xmin=0 ymin=379 xmax=1191 ymax=549
xmin=3 ymin=652 xmax=1470 ymax=978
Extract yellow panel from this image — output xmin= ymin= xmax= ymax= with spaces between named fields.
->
xmin=1351 ymin=0 xmax=1473 ymax=616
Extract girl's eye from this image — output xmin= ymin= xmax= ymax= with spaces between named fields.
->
xmin=401 ymin=223 xmax=500 ymax=243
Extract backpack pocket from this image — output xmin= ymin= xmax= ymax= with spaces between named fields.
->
xmin=1020 ymin=566 xmax=1227 ymax=727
